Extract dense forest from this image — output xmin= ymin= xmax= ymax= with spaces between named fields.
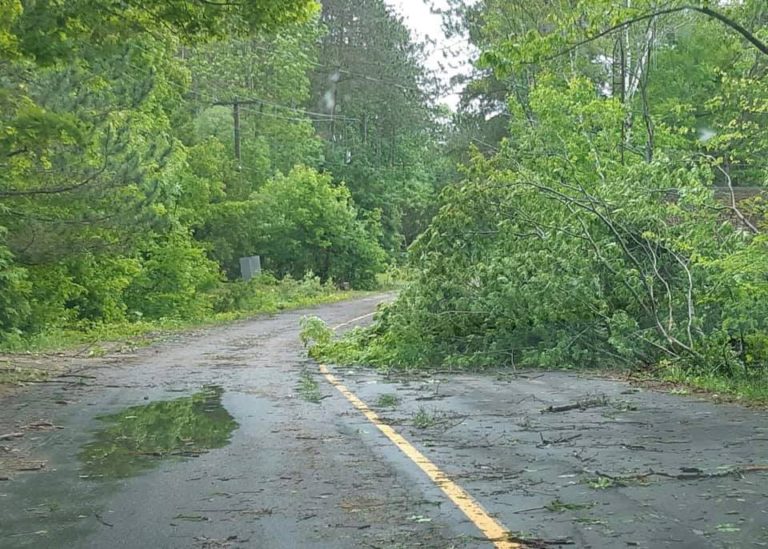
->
xmin=304 ymin=0 xmax=768 ymax=398
xmin=0 ymin=0 xmax=447 ymax=347
xmin=3 ymin=0 xmax=768 ymax=397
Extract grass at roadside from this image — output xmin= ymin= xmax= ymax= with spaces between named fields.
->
xmin=1 ymin=276 xmax=369 ymax=356
xmin=653 ymin=364 xmax=768 ymax=406
xmin=301 ymin=315 xmax=768 ymax=407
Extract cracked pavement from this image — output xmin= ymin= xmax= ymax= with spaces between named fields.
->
xmin=1 ymin=295 xmax=767 ymax=548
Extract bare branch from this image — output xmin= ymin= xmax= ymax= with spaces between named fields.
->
xmin=532 ymin=5 xmax=768 ymax=64
xmin=0 ymin=167 xmax=106 ymax=198
xmin=713 ymin=159 xmax=759 ymax=235
xmin=5 ymin=148 xmax=28 ymax=159
xmin=193 ymin=0 xmax=243 ymax=6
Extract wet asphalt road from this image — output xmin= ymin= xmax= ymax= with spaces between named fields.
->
xmin=1 ymin=294 xmax=767 ymax=548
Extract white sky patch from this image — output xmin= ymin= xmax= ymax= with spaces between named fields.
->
xmin=385 ymin=0 xmax=471 ymax=110
xmin=698 ymin=128 xmax=716 ymax=142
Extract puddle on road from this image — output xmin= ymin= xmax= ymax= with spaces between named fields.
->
xmin=79 ymin=386 xmax=238 ymax=479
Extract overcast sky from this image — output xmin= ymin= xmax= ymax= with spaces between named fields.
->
xmin=384 ymin=0 xmax=469 ymax=109
xmin=385 ymin=0 xmax=443 ymax=42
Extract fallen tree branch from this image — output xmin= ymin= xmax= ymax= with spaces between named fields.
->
xmin=542 ymin=397 xmax=608 ymax=413
xmin=585 ymin=465 xmax=768 ymax=486
xmin=94 ymin=513 xmax=114 ymax=527
xmin=651 ymin=464 xmax=768 ymax=480
xmin=499 ymin=533 xmax=575 ymax=548
xmin=538 ymin=433 xmax=583 ymax=447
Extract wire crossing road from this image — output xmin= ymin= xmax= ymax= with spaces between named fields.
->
xmin=1 ymin=295 xmax=767 ymax=548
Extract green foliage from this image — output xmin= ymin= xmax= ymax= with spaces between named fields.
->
xmin=9 ymin=0 xmax=319 ymax=65
xmin=586 ymin=476 xmax=618 ymax=490
xmin=186 ymin=23 xmax=324 ymax=191
xmin=124 ymin=233 xmax=221 ymax=320
xmin=2 ymin=275 xmax=357 ymax=354
xmin=214 ymin=273 xmax=340 ymax=316
xmin=299 ymin=312 xmax=397 ymax=367
xmin=375 ymin=393 xmax=400 ymax=408
xmin=0 ymin=0 xmax=21 ymax=59
xmin=1 ymin=0 xmax=367 ymax=347
xmin=0 ymin=233 xmax=30 ymax=341
xmin=309 ymin=0 xmax=449 ymax=254
xmin=299 ymin=305 xmax=405 ymax=368
xmin=660 ymin=361 xmax=768 ymax=404
xmin=297 ymin=369 xmax=322 ymax=403
xmin=64 ymin=255 xmax=142 ymax=325
xmin=249 ymin=166 xmax=386 ymax=289
xmin=412 ymin=407 xmax=439 ymax=429
xmin=23 ymin=265 xmax=82 ymax=331
xmin=299 ymin=315 xmax=334 ymax=352
xmin=319 ymin=0 xmax=768 ymax=395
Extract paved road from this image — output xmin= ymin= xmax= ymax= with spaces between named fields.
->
xmin=1 ymin=295 xmax=767 ymax=548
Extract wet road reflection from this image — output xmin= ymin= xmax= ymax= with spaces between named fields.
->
xmin=79 ymin=386 xmax=238 ymax=480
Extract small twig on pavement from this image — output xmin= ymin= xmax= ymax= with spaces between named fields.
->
xmin=651 ymin=464 xmax=768 ymax=481
xmin=94 ymin=513 xmax=114 ymax=527
xmin=541 ymin=397 xmax=608 ymax=413
xmin=584 ymin=465 xmax=768 ymax=486
xmin=498 ymin=533 xmax=575 ymax=548
xmin=15 ymin=462 xmax=46 ymax=471
xmin=538 ymin=432 xmax=583 ymax=447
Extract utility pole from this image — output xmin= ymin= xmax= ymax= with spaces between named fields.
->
xmin=212 ymin=97 xmax=337 ymax=167
xmin=233 ymin=97 xmax=241 ymax=167
xmin=213 ymin=97 xmax=247 ymax=168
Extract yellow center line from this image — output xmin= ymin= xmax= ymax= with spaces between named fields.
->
xmin=331 ymin=312 xmax=376 ymax=331
xmin=318 ymin=363 xmax=520 ymax=549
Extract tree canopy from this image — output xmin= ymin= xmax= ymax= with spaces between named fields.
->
xmin=1 ymin=0 xmax=434 ymax=343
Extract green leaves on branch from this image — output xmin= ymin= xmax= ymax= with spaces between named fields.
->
xmin=332 ymin=70 xmax=768 ymax=376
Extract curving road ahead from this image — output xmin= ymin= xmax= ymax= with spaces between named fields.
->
xmin=1 ymin=294 xmax=767 ymax=548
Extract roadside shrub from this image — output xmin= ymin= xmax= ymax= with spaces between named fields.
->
xmin=24 ymin=263 xmax=84 ymax=331
xmin=124 ymin=232 xmax=221 ymax=320
xmin=251 ymin=166 xmax=386 ymax=289
xmin=0 ymin=235 xmax=30 ymax=343
xmin=213 ymin=272 xmax=337 ymax=315
xmin=64 ymin=254 xmax=141 ymax=325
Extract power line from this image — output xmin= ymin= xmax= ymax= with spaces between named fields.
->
xmin=124 ymin=43 xmax=325 ymax=116
xmin=242 ymin=43 xmax=429 ymax=94
xmin=238 ymin=104 xmax=332 ymax=123
xmin=120 ymin=51 xmax=427 ymax=173
xmin=237 ymin=98 xmax=359 ymax=122
xmin=123 ymin=59 xmax=354 ymax=123
xmin=134 ymin=39 xmax=431 ymax=98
